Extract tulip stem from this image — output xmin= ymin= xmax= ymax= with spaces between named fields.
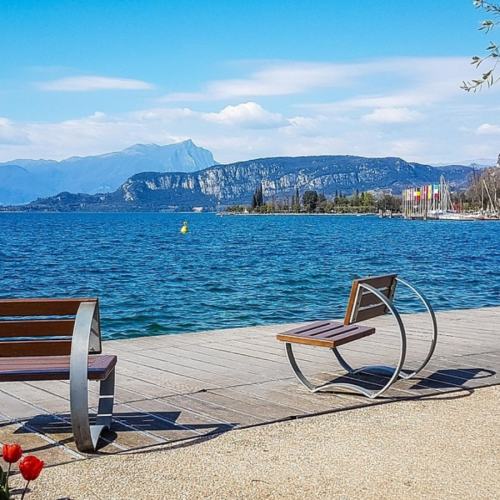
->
xmin=20 ymin=480 xmax=30 ymax=500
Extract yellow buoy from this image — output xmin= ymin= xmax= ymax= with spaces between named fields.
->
xmin=180 ymin=221 xmax=188 ymax=233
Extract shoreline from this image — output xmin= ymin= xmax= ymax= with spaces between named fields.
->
xmin=101 ymin=304 xmax=500 ymax=342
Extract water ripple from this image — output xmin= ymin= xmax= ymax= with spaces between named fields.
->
xmin=2 ymin=212 xmax=500 ymax=339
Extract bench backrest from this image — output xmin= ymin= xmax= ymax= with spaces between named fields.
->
xmin=0 ymin=298 xmax=101 ymax=357
xmin=344 ymin=274 xmax=397 ymax=325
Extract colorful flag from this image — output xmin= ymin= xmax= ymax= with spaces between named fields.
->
xmin=433 ymin=184 xmax=439 ymax=199
xmin=428 ymin=185 xmax=432 ymax=199
xmin=416 ymin=189 xmax=421 ymax=201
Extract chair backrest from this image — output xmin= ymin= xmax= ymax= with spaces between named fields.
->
xmin=0 ymin=298 xmax=101 ymax=357
xmin=343 ymin=275 xmax=397 ymax=325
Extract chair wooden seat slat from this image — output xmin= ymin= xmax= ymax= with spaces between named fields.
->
xmin=277 ymin=321 xmax=375 ymax=348
xmin=276 ymin=274 xmax=438 ymax=399
xmin=0 ymin=297 xmax=117 ymax=452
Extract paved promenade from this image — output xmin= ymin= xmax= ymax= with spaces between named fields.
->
xmin=0 ymin=307 xmax=499 ymax=466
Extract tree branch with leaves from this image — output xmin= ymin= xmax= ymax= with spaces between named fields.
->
xmin=462 ymin=0 xmax=500 ymax=91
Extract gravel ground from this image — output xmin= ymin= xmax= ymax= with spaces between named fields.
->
xmin=9 ymin=385 xmax=500 ymax=500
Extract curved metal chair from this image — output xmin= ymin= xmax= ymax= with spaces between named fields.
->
xmin=277 ymin=274 xmax=437 ymax=399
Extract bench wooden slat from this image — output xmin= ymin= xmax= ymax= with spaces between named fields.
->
xmin=344 ymin=274 xmax=397 ymax=324
xmin=277 ymin=321 xmax=375 ymax=348
xmin=0 ymin=355 xmax=117 ymax=382
xmin=353 ymin=303 xmax=389 ymax=323
xmin=0 ymin=319 xmax=75 ymax=338
xmin=357 ymin=289 xmax=393 ymax=308
xmin=0 ymin=339 xmax=72 ymax=357
xmin=0 ymin=298 xmax=97 ymax=317
xmin=355 ymin=274 xmax=397 ymax=289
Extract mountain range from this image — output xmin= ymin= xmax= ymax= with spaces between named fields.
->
xmin=18 ymin=154 xmax=476 ymax=212
xmin=0 ymin=140 xmax=217 ymax=205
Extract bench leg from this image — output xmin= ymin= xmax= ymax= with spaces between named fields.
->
xmin=285 ymin=342 xmax=406 ymax=399
xmin=285 ymin=342 xmax=383 ymax=398
xmin=70 ymin=368 xmax=116 ymax=453
xmin=332 ymin=348 xmax=401 ymax=377
xmin=395 ymin=277 xmax=438 ymax=379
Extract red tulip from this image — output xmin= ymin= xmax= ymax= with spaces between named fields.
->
xmin=18 ymin=456 xmax=44 ymax=481
xmin=2 ymin=444 xmax=23 ymax=463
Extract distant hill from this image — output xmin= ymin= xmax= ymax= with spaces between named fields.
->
xmin=0 ymin=140 xmax=218 ymax=205
xmin=18 ymin=155 xmax=475 ymax=212
xmin=431 ymin=158 xmax=496 ymax=168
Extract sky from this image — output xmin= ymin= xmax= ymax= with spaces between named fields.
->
xmin=1 ymin=0 xmax=499 ymax=165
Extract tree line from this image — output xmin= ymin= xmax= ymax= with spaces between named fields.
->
xmin=225 ymin=184 xmax=402 ymax=214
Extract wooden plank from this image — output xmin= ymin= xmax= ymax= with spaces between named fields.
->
xmin=352 ymin=303 xmax=388 ymax=323
xmin=125 ymin=347 xmax=270 ymax=386
xmin=127 ymin=398 xmax=231 ymax=434
xmin=277 ymin=321 xmax=375 ymax=348
xmin=104 ymin=404 xmax=199 ymax=449
xmin=148 ymin=345 xmax=281 ymax=382
xmin=114 ymin=356 xmax=222 ymax=394
xmin=357 ymin=289 xmax=392 ymax=308
xmin=116 ymin=360 xmax=217 ymax=399
xmin=0 ymin=298 xmax=97 ymax=317
xmin=0 ymin=388 xmax=48 ymax=419
xmin=0 ymin=383 xmax=71 ymax=415
xmin=164 ymin=393 xmax=266 ymax=427
xmin=0 ymin=319 xmax=75 ymax=338
xmin=0 ymin=339 xmax=72 ymax=357
xmin=0 ymin=355 xmax=116 ymax=382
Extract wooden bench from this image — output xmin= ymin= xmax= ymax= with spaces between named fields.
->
xmin=277 ymin=274 xmax=438 ymax=398
xmin=0 ymin=298 xmax=117 ymax=452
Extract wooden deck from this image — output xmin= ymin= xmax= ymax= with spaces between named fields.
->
xmin=1 ymin=306 xmax=500 ymax=466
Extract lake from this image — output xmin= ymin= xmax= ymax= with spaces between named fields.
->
xmin=1 ymin=212 xmax=499 ymax=340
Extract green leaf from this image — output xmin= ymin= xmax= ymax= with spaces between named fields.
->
xmin=0 ymin=486 xmax=9 ymax=500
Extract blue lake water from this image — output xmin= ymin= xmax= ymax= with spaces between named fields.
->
xmin=1 ymin=212 xmax=499 ymax=340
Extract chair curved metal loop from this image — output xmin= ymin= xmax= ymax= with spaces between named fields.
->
xmin=284 ymin=283 xmax=407 ymax=399
xmin=70 ymin=301 xmax=115 ymax=452
xmin=395 ymin=277 xmax=438 ymax=379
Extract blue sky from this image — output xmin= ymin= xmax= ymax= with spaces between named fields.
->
xmin=1 ymin=0 xmax=499 ymax=165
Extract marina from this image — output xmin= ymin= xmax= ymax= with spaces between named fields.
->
xmin=402 ymin=175 xmax=500 ymax=221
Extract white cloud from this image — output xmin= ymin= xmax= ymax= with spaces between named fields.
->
xmin=362 ymin=107 xmax=425 ymax=124
xmin=0 ymin=118 xmax=29 ymax=145
xmin=203 ymin=102 xmax=286 ymax=128
xmin=38 ymin=76 xmax=155 ymax=91
xmin=133 ymin=107 xmax=197 ymax=121
xmin=281 ymin=116 xmax=323 ymax=137
xmin=476 ymin=123 xmax=500 ymax=135
xmin=162 ymin=61 xmax=367 ymax=102
xmin=162 ymin=57 xmax=473 ymax=104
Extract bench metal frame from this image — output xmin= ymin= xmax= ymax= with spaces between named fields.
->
xmin=70 ymin=301 xmax=116 ymax=452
